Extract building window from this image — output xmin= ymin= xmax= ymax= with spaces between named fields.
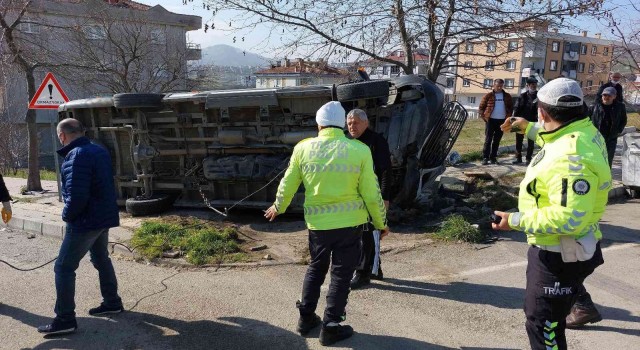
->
xmin=550 ymin=60 xmax=558 ymax=71
xmin=588 ymin=63 xmax=594 ymax=73
xmin=552 ymin=41 xmax=560 ymax=52
xmin=463 ymin=78 xmax=470 ymax=87
xmin=464 ymin=61 xmax=472 ymax=70
xmin=446 ymin=78 xmax=454 ymax=88
xmin=150 ymin=29 xmax=165 ymax=45
xmin=383 ymin=66 xmax=389 ymax=75
xmin=485 ymin=60 xmax=494 ymax=71
xmin=578 ymin=62 xmax=585 ymax=73
xmin=483 ymin=79 xmax=494 ymax=88
xmin=587 ymin=80 xmax=593 ymax=87
xmin=591 ymin=45 xmax=597 ymax=55
xmin=465 ymin=42 xmax=474 ymax=53
xmin=506 ymin=60 xmax=516 ymax=70
xmin=85 ymin=25 xmax=107 ymax=40
xmin=18 ymin=20 xmax=40 ymax=34
xmin=603 ymin=47 xmax=609 ymax=56
xmin=487 ymin=41 xmax=496 ymax=53
xmin=580 ymin=44 xmax=587 ymax=55
xmin=390 ymin=66 xmax=400 ymax=75
xmin=508 ymin=40 xmax=519 ymax=52
xmin=504 ymin=79 xmax=515 ymax=89
xmin=467 ymin=96 xmax=476 ymax=104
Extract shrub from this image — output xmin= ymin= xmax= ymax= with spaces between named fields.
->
xmin=435 ymin=214 xmax=485 ymax=243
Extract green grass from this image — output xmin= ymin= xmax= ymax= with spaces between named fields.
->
xmin=628 ymin=113 xmax=639 ymax=129
xmin=130 ymin=219 xmax=248 ymax=265
xmin=434 ymin=214 xmax=486 ymax=243
xmin=452 ymin=118 xmax=519 ymax=160
xmin=2 ymin=169 xmax=57 ymax=181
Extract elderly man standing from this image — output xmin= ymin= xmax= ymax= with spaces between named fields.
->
xmin=345 ymin=109 xmax=392 ymax=289
xmin=38 ymin=118 xmax=122 ymax=335
xmin=589 ymin=86 xmax=627 ymax=168
xmin=265 ymin=102 xmax=388 ymax=346
xmin=478 ymin=79 xmax=514 ymax=165
xmin=596 ymin=72 xmax=624 ymax=103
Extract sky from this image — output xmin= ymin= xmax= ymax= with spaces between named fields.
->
xmin=137 ymin=0 xmax=640 ymax=56
xmin=136 ymin=0 xmax=271 ymax=53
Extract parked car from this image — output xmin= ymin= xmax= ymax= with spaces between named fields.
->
xmin=58 ymin=75 xmax=467 ymax=216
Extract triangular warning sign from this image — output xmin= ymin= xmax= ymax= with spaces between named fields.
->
xmin=28 ymin=72 xmax=70 ymax=109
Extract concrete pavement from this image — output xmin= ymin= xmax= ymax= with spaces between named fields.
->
xmin=0 ymin=200 xmax=639 ymax=349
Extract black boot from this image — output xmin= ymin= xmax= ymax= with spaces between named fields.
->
xmin=512 ymin=154 xmax=523 ymax=164
xmin=319 ymin=323 xmax=354 ymax=346
xmin=371 ymin=266 xmax=384 ymax=281
xmin=297 ymin=313 xmax=321 ymax=335
xmin=350 ymin=272 xmax=370 ymax=289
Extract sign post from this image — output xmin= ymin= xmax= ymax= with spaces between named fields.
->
xmin=28 ymin=72 xmax=70 ymax=202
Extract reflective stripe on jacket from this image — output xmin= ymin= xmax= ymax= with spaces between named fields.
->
xmin=508 ymin=117 xmax=611 ymax=246
xmin=273 ymin=128 xmax=387 ymax=231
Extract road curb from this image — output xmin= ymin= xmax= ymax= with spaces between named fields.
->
xmin=8 ymin=215 xmax=135 ymax=257
xmin=8 ymin=215 xmax=300 ymax=268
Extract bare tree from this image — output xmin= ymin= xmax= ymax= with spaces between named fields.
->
xmin=62 ymin=4 xmax=192 ymax=94
xmin=197 ymin=0 xmax=606 ymax=85
xmin=601 ymin=1 xmax=640 ymax=98
xmin=0 ymin=0 xmax=47 ymax=191
xmin=1 ymin=0 xmax=199 ymax=191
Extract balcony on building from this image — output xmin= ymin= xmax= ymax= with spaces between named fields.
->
xmin=186 ymin=43 xmax=202 ymax=61
xmin=563 ymin=42 xmax=580 ymax=62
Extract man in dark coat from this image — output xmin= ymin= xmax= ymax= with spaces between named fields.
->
xmin=512 ymin=77 xmax=539 ymax=165
xmin=596 ymin=72 xmax=623 ymax=104
xmin=345 ymin=109 xmax=392 ymax=289
xmin=38 ymin=118 xmax=123 ymax=335
xmin=0 ymin=174 xmax=11 ymax=224
xmin=588 ymin=86 xmax=627 ymax=168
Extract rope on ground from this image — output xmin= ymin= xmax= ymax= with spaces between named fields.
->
xmin=127 ymin=272 xmax=180 ymax=312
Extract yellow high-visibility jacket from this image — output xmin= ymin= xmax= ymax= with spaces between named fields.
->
xmin=508 ymin=117 xmax=612 ymax=246
xmin=273 ymin=127 xmax=387 ymax=231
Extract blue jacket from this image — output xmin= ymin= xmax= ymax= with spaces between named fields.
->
xmin=57 ymin=137 xmax=119 ymax=232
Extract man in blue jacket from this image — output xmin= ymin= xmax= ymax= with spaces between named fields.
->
xmin=38 ymin=118 xmax=123 ymax=335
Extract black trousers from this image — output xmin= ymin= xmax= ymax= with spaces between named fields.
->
xmin=515 ymin=133 xmax=535 ymax=161
xmin=524 ymin=243 xmax=604 ymax=350
xmin=605 ymin=138 xmax=617 ymax=169
xmin=355 ymin=228 xmax=380 ymax=277
xmin=483 ymin=118 xmax=505 ymax=160
xmin=297 ymin=226 xmax=362 ymax=324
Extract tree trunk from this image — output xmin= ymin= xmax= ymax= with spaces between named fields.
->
xmin=25 ymin=69 xmax=42 ymax=191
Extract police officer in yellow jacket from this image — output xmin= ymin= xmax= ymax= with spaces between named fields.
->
xmin=493 ymin=78 xmax=610 ymax=350
xmin=265 ymin=101 xmax=388 ymax=346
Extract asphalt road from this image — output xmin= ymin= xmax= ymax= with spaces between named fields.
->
xmin=1 ymin=200 xmax=639 ymax=350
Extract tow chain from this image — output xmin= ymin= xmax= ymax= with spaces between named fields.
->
xmin=195 ymin=166 xmax=288 ymax=217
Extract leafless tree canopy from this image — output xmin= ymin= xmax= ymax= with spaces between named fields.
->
xmin=62 ymin=5 xmax=191 ymax=93
xmin=1 ymin=0 xmax=197 ymax=189
xmin=198 ymin=0 xmax=606 ymax=81
xmin=601 ymin=1 xmax=640 ymax=79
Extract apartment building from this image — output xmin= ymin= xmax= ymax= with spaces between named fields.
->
xmin=454 ymin=21 xmax=615 ymax=118
xmin=358 ymin=48 xmax=457 ymax=96
xmin=254 ymin=58 xmax=348 ymax=88
xmin=0 ymin=0 xmax=201 ymax=168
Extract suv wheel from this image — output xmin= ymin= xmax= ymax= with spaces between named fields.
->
xmin=336 ymin=80 xmax=389 ymax=101
xmin=125 ymin=194 xmax=174 ymax=216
